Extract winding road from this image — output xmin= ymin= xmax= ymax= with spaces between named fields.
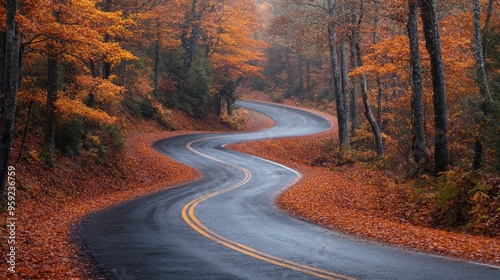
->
xmin=79 ymin=101 xmax=499 ymax=280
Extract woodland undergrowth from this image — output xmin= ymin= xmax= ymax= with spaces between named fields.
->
xmin=0 ymin=108 xmax=272 ymax=280
xmin=231 ymin=92 xmax=499 ymax=266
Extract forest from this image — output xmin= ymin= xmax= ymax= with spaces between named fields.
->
xmin=0 ymin=0 xmax=265 ymax=189
xmin=0 ymin=0 xmax=499 ymax=277
xmin=254 ymin=0 xmax=500 ymax=236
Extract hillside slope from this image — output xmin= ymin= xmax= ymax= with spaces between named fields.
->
xmin=0 ymin=108 xmax=272 ymax=279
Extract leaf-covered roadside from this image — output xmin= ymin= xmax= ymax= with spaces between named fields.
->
xmin=228 ymin=107 xmax=500 ymax=266
xmin=0 ymin=110 xmax=273 ymax=280
xmin=0 ymin=129 xmax=198 ymax=279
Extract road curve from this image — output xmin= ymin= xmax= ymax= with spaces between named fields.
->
xmin=78 ymin=101 xmax=499 ymax=280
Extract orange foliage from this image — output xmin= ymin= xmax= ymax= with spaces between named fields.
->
xmin=229 ymin=98 xmax=500 ymax=266
xmin=0 ymin=107 xmax=271 ymax=279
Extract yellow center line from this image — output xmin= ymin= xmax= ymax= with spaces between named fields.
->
xmin=180 ymin=135 xmax=356 ymax=280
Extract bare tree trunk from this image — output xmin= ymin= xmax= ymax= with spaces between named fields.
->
xmin=297 ymin=54 xmax=305 ymax=99
xmin=305 ymin=59 xmax=311 ymax=94
xmin=340 ymin=41 xmax=350 ymax=134
xmin=226 ymin=95 xmax=233 ymax=116
xmin=41 ymin=54 xmax=58 ymax=167
xmin=392 ymin=73 xmax=399 ymax=99
xmin=349 ymin=5 xmax=361 ymax=135
xmin=328 ymin=21 xmax=349 ymax=151
xmin=349 ymin=45 xmax=360 ymax=135
xmin=213 ymin=92 xmax=222 ymax=116
xmin=408 ymin=0 xmax=428 ymax=170
xmin=284 ymin=48 xmax=293 ymax=95
xmin=356 ymin=43 xmax=384 ymax=157
xmin=0 ymin=0 xmax=19 ymax=199
xmin=17 ymin=100 xmax=33 ymax=163
xmin=472 ymin=0 xmax=492 ymax=169
xmin=376 ymin=73 xmax=383 ymax=129
xmin=153 ymin=19 xmax=161 ymax=97
xmin=483 ymin=0 xmax=494 ymax=57
xmin=473 ymin=0 xmax=492 ymax=102
xmin=420 ymin=0 xmax=449 ymax=174
xmin=373 ymin=0 xmax=384 ymax=131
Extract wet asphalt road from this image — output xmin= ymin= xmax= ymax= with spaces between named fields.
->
xmin=79 ymin=101 xmax=499 ymax=279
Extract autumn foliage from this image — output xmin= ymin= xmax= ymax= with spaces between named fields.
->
xmin=228 ymin=102 xmax=499 ymax=265
xmin=1 ymin=0 xmax=500 ymax=278
xmin=251 ymin=0 xmax=500 ymax=239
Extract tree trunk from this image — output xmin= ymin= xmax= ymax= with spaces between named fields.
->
xmin=340 ymin=41 xmax=350 ymax=134
xmin=349 ymin=8 xmax=360 ymax=135
xmin=483 ymin=0 xmax=494 ymax=57
xmin=420 ymin=0 xmax=449 ymax=174
xmin=473 ymin=0 xmax=492 ymax=103
xmin=17 ymin=100 xmax=33 ymax=163
xmin=284 ymin=48 xmax=293 ymax=95
xmin=328 ymin=21 xmax=349 ymax=151
xmin=0 ymin=0 xmax=19 ymax=199
xmin=376 ymin=73 xmax=383 ymax=129
xmin=472 ymin=0 xmax=492 ymax=169
xmin=213 ymin=92 xmax=222 ymax=116
xmin=297 ymin=54 xmax=305 ymax=99
xmin=349 ymin=42 xmax=360 ymax=135
xmin=226 ymin=95 xmax=233 ymax=116
xmin=373 ymin=0 xmax=384 ymax=131
xmin=408 ymin=0 xmax=428 ymax=169
xmin=356 ymin=43 xmax=384 ymax=157
xmin=153 ymin=20 xmax=161 ymax=97
xmin=305 ymin=59 xmax=311 ymax=94
xmin=41 ymin=54 xmax=58 ymax=167
xmin=392 ymin=73 xmax=399 ymax=99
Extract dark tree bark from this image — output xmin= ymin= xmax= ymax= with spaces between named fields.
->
xmin=376 ymin=73 xmax=383 ymax=129
xmin=0 ymin=0 xmax=20 ymax=199
xmin=284 ymin=48 xmax=293 ymax=95
xmin=392 ymin=73 xmax=399 ymax=99
xmin=483 ymin=0 xmax=494 ymax=57
xmin=472 ymin=0 xmax=492 ymax=169
xmin=213 ymin=92 xmax=222 ymax=116
xmin=305 ymin=59 xmax=311 ymax=94
xmin=356 ymin=43 xmax=384 ymax=158
xmin=420 ymin=0 xmax=449 ymax=174
xmin=17 ymin=100 xmax=33 ymax=163
xmin=181 ymin=0 xmax=204 ymax=70
xmin=349 ymin=7 xmax=360 ymax=135
xmin=408 ymin=0 xmax=428 ymax=169
xmin=153 ymin=20 xmax=161 ymax=98
xmin=226 ymin=95 xmax=233 ymax=116
xmin=340 ymin=41 xmax=350 ymax=133
xmin=328 ymin=21 xmax=349 ymax=150
xmin=373 ymin=0 xmax=384 ymax=131
xmin=473 ymin=0 xmax=492 ymax=102
xmin=297 ymin=54 xmax=305 ymax=99
xmin=41 ymin=54 xmax=58 ymax=167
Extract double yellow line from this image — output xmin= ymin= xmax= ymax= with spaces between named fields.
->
xmin=181 ymin=137 xmax=355 ymax=280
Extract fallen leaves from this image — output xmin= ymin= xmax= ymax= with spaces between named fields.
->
xmin=229 ymin=108 xmax=500 ymax=266
xmin=0 ymin=110 xmax=270 ymax=279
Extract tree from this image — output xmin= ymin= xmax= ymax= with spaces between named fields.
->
xmin=472 ymin=0 xmax=493 ymax=170
xmin=0 ymin=0 xmax=19 ymax=199
xmin=408 ymin=0 xmax=428 ymax=171
xmin=327 ymin=0 xmax=349 ymax=152
xmin=356 ymin=40 xmax=385 ymax=158
xmin=419 ymin=0 xmax=449 ymax=174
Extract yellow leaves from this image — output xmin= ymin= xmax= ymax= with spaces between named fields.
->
xmin=203 ymin=0 xmax=266 ymax=81
xmin=56 ymin=97 xmax=117 ymax=125
xmin=45 ymin=74 xmax=125 ymax=127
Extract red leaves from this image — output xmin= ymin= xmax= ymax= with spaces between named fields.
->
xmin=0 ymin=106 xmax=271 ymax=279
xmin=0 ymin=128 xmax=199 ymax=279
xmin=229 ymin=122 xmax=500 ymax=266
